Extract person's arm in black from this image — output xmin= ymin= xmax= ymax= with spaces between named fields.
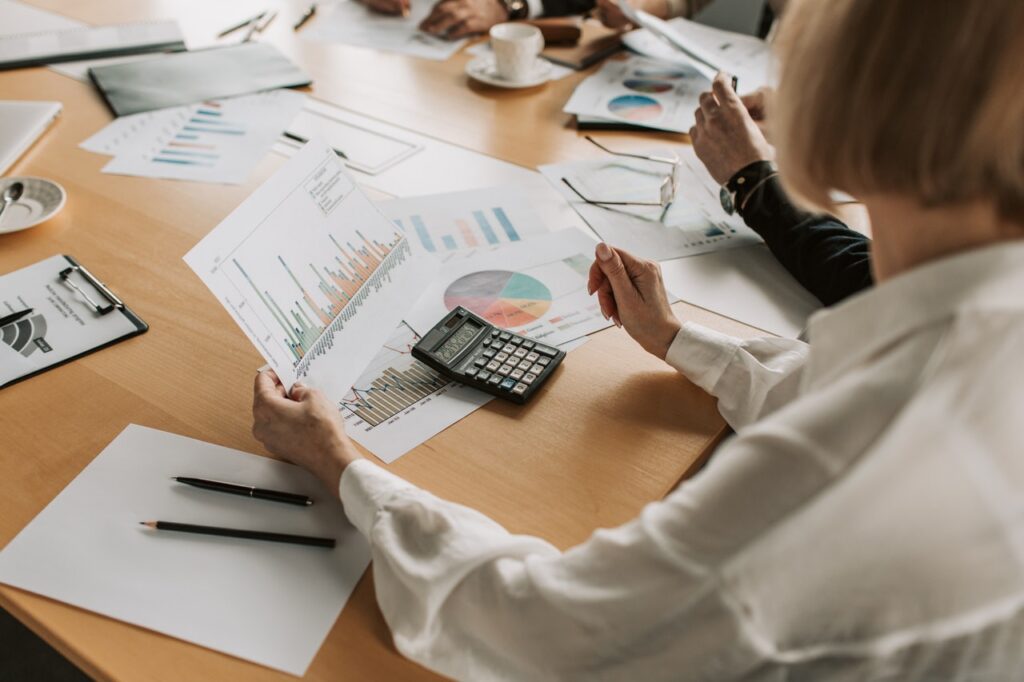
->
xmin=731 ymin=161 xmax=873 ymax=306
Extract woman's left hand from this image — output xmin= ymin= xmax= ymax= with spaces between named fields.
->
xmin=252 ymin=370 xmax=362 ymax=494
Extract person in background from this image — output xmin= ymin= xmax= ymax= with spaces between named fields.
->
xmin=253 ymin=0 xmax=1024 ymax=679
xmin=358 ymin=0 xmax=781 ymax=41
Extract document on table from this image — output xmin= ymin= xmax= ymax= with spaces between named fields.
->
xmin=80 ymin=90 xmax=306 ymax=185
xmin=563 ymin=54 xmax=709 ymax=134
xmin=540 ymin=145 xmax=760 ymax=261
xmin=661 ymin=245 xmax=820 ymax=338
xmin=185 ymin=138 xmax=437 ymax=403
xmin=622 ymin=16 xmax=775 ymax=91
xmin=405 ymin=228 xmax=612 ymax=348
xmin=0 ymin=425 xmax=370 ymax=676
xmin=378 ymin=187 xmax=551 ymax=256
xmin=302 ymin=0 xmax=467 ymax=61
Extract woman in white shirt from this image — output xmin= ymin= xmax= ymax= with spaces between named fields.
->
xmin=251 ymin=0 xmax=1024 ymax=678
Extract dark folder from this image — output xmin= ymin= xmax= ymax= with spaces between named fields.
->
xmin=88 ymin=43 xmax=312 ymax=117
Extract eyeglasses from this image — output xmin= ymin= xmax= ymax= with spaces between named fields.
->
xmin=561 ymin=136 xmax=681 ymax=212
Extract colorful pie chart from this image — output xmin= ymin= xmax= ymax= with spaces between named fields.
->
xmin=624 ymin=78 xmax=673 ymax=94
xmin=607 ymin=94 xmax=663 ymax=122
xmin=443 ymin=270 xmax=552 ymax=328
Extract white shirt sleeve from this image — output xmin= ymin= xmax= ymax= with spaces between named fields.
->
xmin=664 ymin=322 xmax=809 ymax=430
xmin=339 ymin=458 xmax=767 ymax=681
xmin=526 ymin=0 xmax=544 ymax=18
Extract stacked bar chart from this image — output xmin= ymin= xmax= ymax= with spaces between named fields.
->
xmin=233 ymin=229 xmax=404 ymax=362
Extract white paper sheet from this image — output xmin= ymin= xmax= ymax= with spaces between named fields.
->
xmin=83 ymin=91 xmax=306 ymax=185
xmin=405 ymin=228 xmax=611 ymax=347
xmin=540 ymin=146 xmax=760 ymax=261
xmin=302 ymin=0 xmax=466 ymax=61
xmin=0 ymin=425 xmax=371 ymax=676
xmin=378 ymin=186 xmax=550 ymax=256
xmin=185 ymin=138 xmax=437 ymax=402
xmin=563 ymin=54 xmax=708 ymax=134
xmin=622 ymin=16 xmax=775 ymax=91
xmin=661 ymin=244 xmax=820 ymax=338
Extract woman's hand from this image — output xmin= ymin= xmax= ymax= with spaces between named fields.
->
xmin=595 ymin=0 xmax=669 ymax=28
xmin=420 ymin=0 xmax=509 ymax=39
xmin=587 ymin=243 xmax=681 ymax=359
xmin=689 ymin=73 xmax=774 ymax=185
xmin=252 ymin=371 xmax=362 ymax=494
xmin=358 ymin=0 xmax=410 ymax=16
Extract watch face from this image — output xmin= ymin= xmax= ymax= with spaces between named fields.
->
xmin=719 ymin=186 xmax=735 ymax=215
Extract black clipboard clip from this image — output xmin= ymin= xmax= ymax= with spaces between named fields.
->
xmin=59 ymin=263 xmax=124 ymax=316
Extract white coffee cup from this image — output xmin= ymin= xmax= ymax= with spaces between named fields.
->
xmin=490 ymin=23 xmax=544 ymax=82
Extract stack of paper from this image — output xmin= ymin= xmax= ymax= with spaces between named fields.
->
xmin=80 ymin=91 xmax=306 ymax=185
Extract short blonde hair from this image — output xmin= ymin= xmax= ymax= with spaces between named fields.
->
xmin=772 ymin=0 xmax=1024 ymax=223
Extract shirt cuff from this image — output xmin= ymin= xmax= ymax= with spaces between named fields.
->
xmin=338 ymin=459 xmax=416 ymax=538
xmin=664 ymin=322 xmax=741 ymax=395
xmin=526 ymin=0 xmax=543 ymax=18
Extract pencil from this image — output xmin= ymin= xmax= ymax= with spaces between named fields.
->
xmin=140 ymin=521 xmax=335 ymax=548
xmin=217 ymin=11 xmax=266 ymax=38
xmin=294 ymin=3 xmax=317 ymax=30
xmin=282 ymin=131 xmax=348 ymax=159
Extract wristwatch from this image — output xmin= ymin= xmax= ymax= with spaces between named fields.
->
xmin=498 ymin=0 xmax=529 ymax=20
xmin=720 ymin=160 xmax=777 ymax=216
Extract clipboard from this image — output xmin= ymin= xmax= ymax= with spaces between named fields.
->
xmin=0 ymin=255 xmax=148 ymax=389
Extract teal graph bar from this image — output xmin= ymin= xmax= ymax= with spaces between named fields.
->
xmin=472 ymin=210 xmax=500 ymax=245
xmin=492 ymin=207 xmax=520 ymax=241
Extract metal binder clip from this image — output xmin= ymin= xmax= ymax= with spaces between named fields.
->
xmin=59 ymin=264 xmax=124 ymax=315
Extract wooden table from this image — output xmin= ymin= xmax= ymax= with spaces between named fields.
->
xmin=0 ymin=2 xmax=767 ymax=679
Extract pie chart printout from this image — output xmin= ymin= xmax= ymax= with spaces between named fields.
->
xmin=607 ymin=94 xmax=663 ymax=122
xmin=623 ymin=78 xmax=673 ymax=94
xmin=443 ymin=270 xmax=552 ymax=328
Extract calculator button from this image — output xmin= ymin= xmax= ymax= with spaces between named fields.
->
xmin=499 ymin=332 xmax=511 ymax=341
xmin=534 ymin=345 xmax=558 ymax=357
xmin=513 ymin=347 xmax=528 ymax=358
xmin=523 ymin=372 xmax=537 ymax=384
xmin=510 ymin=369 xmax=524 ymax=380
xmin=482 ymin=349 xmax=496 ymax=359
xmin=488 ymin=374 xmax=503 ymax=386
xmin=486 ymin=360 xmax=501 ymax=371
xmin=512 ymin=382 xmax=528 ymax=395
xmin=474 ymin=357 xmax=488 ymax=367
xmin=530 ymin=363 xmax=545 ymax=374
xmin=521 ymin=340 xmax=535 ymax=350
xmin=517 ymin=359 xmax=532 ymax=370
xmin=498 ymin=364 xmax=514 ymax=376
xmin=501 ymin=343 xmax=516 ymax=353
xmin=509 ymin=336 xmax=523 ymax=346
xmin=500 ymin=378 xmax=517 ymax=391
xmin=537 ymin=356 xmax=551 ymax=366
xmin=491 ymin=329 xmax=500 ymax=337
xmin=480 ymin=339 xmax=491 ymax=348
xmin=477 ymin=370 xmax=492 ymax=382
xmin=465 ymin=367 xmax=479 ymax=378
xmin=495 ymin=352 xmax=509 ymax=363
xmin=525 ymin=352 xmax=539 ymax=363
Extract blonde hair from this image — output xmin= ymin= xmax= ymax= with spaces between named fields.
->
xmin=772 ymin=0 xmax=1024 ymax=223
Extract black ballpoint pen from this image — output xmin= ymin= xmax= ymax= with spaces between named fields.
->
xmin=173 ymin=476 xmax=313 ymax=506
xmin=282 ymin=131 xmax=348 ymax=160
xmin=217 ymin=11 xmax=266 ymax=38
xmin=0 ymin=308 xmax=33 ymax=327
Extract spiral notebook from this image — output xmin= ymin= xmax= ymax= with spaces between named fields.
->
xmin=0 ymin=255 xmax=148 ymax=389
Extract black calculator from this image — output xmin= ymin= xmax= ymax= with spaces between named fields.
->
xmin=411 ymin=307 xmax=566 ymax=404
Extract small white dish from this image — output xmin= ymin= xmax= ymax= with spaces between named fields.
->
xmin=0 ymin=176 xmax=66 ymax=234
xmin=466 ymin=55 xmax=553 ymax=89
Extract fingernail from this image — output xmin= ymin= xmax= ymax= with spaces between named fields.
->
xmin=596 ymin=242 xmax=613 ymax=261
xmin=613 ymin=316 xmax=622 ymax=328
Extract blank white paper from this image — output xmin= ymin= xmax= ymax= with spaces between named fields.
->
xmin=0 ymin=425 xmax=371 ymax=676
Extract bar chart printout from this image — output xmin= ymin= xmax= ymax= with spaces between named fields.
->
xmin=185 ymin=140 xmax=437 ymax=403
xmin=380 ymin=187 xmax=549 ymax=254
xmin=339 ymin=322 xmax=492 ymax=462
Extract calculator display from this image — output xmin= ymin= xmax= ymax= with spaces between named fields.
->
xmin=434 ymin=321 xmax=481 ymax=363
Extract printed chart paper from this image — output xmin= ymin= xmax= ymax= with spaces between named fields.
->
xmin=406 ymin=228 xmax=611 ymax=348
xmin=184 ymin=139 xmax=437 ymax=402
xmin=540 ymin=146 xmax=761 ymax=261
xmin=563 ymin=55 xmax=708 ymax=133
xmin=378 ymin=187 xmax=550 ymax=255
xmin=302 ymin=0 xmax=467 ymax=61
xmin=82 ymin=90 xmax=305 ymax=185
xmin=0 ymin=425 xmax=370 ymax=676
xmin=341 ymin=321 xmax=493 ymax=462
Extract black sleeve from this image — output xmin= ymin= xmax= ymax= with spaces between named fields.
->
xmin=539 ymin=0 xmax=595 ymax=16
xmin=740 ymin=176 xmax=873 ymax=306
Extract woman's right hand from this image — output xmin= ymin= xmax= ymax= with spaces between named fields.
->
xmin=587 ymin=243 xmax=681 ymax=359
xmin=358 ymin=0 xmax=410 ymax=16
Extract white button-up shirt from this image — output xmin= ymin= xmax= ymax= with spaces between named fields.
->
xmin=338 ymin=242 xmax=1024 ymax=681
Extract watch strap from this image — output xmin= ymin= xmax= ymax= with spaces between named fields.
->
xmin=500 ymin=0 xmax=529 ymax=20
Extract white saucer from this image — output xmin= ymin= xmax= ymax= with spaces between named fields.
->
xmin=466 ymin=55 xmax=553 ymax=89
xmin=0 ymin=176 xmax=66 ymax=234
